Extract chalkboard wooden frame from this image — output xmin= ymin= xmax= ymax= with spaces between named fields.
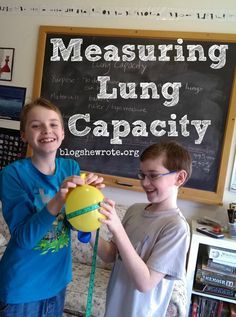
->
xmin=33 ymin=26 xmax=236 ymax=205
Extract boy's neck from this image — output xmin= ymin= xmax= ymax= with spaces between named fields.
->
xmin=146 ymin=201 xmax=178 ymax=212
xmin=31 ymin=155 xmax=56 ymax=175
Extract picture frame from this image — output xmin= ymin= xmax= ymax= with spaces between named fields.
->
xmin=0 ymin=48 xmax=15 ymax=81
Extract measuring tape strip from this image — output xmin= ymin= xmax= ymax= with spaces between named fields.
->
xmin=66 ymin=203 xmax=100 ymax=219
xmin=67 ymin=203 xmax=101 ymax=317
xmin=85 ymin=228 xmax=100 ymax=317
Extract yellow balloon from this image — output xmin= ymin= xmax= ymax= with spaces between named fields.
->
xmin=65 ymin=175 xmax=105 ymax=232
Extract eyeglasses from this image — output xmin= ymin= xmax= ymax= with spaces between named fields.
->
xmin=137 ymin=170 xmax=176 ymax=181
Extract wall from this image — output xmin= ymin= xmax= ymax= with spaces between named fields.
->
xmin=0 ymin=0 xmax=236 ymax=223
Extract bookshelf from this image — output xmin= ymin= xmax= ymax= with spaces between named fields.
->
xmin=186 ymin=220 xmax=236 ymax=316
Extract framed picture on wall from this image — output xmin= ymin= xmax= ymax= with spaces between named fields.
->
xmin=0 ymin=48 xmax=15 ymax=81
xmin=0 ymin=84 xmax=26 ymax=121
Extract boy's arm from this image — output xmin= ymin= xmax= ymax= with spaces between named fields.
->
xmin=90 ymin=231 xmax=117 ymax=263
xmin=99 ymin=199 xmax=165 ymax=292
xmin=1 ymin=164 xmax=103 ymax=249
xmin=112 ymin=220 xmax=165 ymax=292
xmin=1 ymin=168 xmax=58 ymax=249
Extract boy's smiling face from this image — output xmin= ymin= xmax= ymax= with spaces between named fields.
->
xmin=21 ymin=105 xmax=65 ymax=156
xmin=140 ymin=154 xmax=180 ymax=210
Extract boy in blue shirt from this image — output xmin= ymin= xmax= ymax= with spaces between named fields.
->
xmin=0 ymin=98 xmax=104 ymax=317
xmin=95 ymin=141 xmax=191 ymax=317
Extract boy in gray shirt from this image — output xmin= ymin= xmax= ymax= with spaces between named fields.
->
xmin=94 ymin=141 xmax=191 ymax=317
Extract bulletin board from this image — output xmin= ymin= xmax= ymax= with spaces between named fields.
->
xmin=33 ymin=26 xmax=236 ymax=204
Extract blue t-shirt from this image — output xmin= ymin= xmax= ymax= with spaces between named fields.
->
xmin=0 ymin=157 xmax=80 ymax=303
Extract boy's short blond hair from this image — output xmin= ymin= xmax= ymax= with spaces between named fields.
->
xmin=140 ymin=141 xmax=192 ymax=183
xmin=20 ymin=97 xmax=64 ymax=132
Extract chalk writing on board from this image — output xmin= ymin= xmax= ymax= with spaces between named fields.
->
xmin=46 ymin=37 xmax=230 ymax=148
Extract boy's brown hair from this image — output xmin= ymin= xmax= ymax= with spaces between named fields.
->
xmin=140 ymin=141 xmax=192 ymax=183
xmin=20 ymin=97 xmax=64 ymax=132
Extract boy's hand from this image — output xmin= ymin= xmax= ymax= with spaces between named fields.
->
xmin=57 ymin=173 xmax=104 ymax=206
xmin=59 ymin=175 xmax=85 ymax=199
xmin=47 ymin=174 xmax=105 ymax=217
xmin=99 ymin=198 xmax=123 ymax=236
xmin=47 ymin=175 xmax=85 ymax=216
xmin=84 ymin=173 xmax=105 ymax=189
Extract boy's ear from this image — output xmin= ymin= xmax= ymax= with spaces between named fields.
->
xmin=20 ymin=131 xmax=27 ymax=143
xmin=176 ymin=170 xmax=187 ymax=187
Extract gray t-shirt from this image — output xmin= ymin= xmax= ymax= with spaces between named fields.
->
xmin=104 ymin=203 xmax=190 ymax=317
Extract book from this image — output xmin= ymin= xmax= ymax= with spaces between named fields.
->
xmin=191 ymin=295 xmax=199 ymax=317
xmin=196 ymin=297 xmax=219 ymax=316
xmin=202 ymin=256 xmax=236 ymax=275
xmin=204 ymin=298 xmax=218 ymax=316
xmin=211 ymin=258 xmax=236 ymax=268
xmin=195 ymin=283 xmax=236 ymax=299
xmin=221 ymin=302 xmax=230 ymax=317
xmin=196 ymin=268 xmax=236 ymax=290
xmin=208 ymin=246 xmax=236 ymax=265
xmin=199 ymin=297 xmax=206 ymax=316
xmin=216 ymin=301 xmax=223 ymax=317
xmin=229 ymin=303 xmax=236 ymax=317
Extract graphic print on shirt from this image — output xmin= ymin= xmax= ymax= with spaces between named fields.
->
xmin=33 ymin=187 xmax=70 ymax=254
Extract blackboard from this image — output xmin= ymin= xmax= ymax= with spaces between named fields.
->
xmin=33 ymin=26 xmax=236 ymax=204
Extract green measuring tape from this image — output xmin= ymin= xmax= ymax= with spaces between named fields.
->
xmin=69 ymin=205 xmax=100 ymax=317
xmin=85 ymin=228 xmax=100 ymax=317
xmin=67 ymin=203 xmax=100 ymax=220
